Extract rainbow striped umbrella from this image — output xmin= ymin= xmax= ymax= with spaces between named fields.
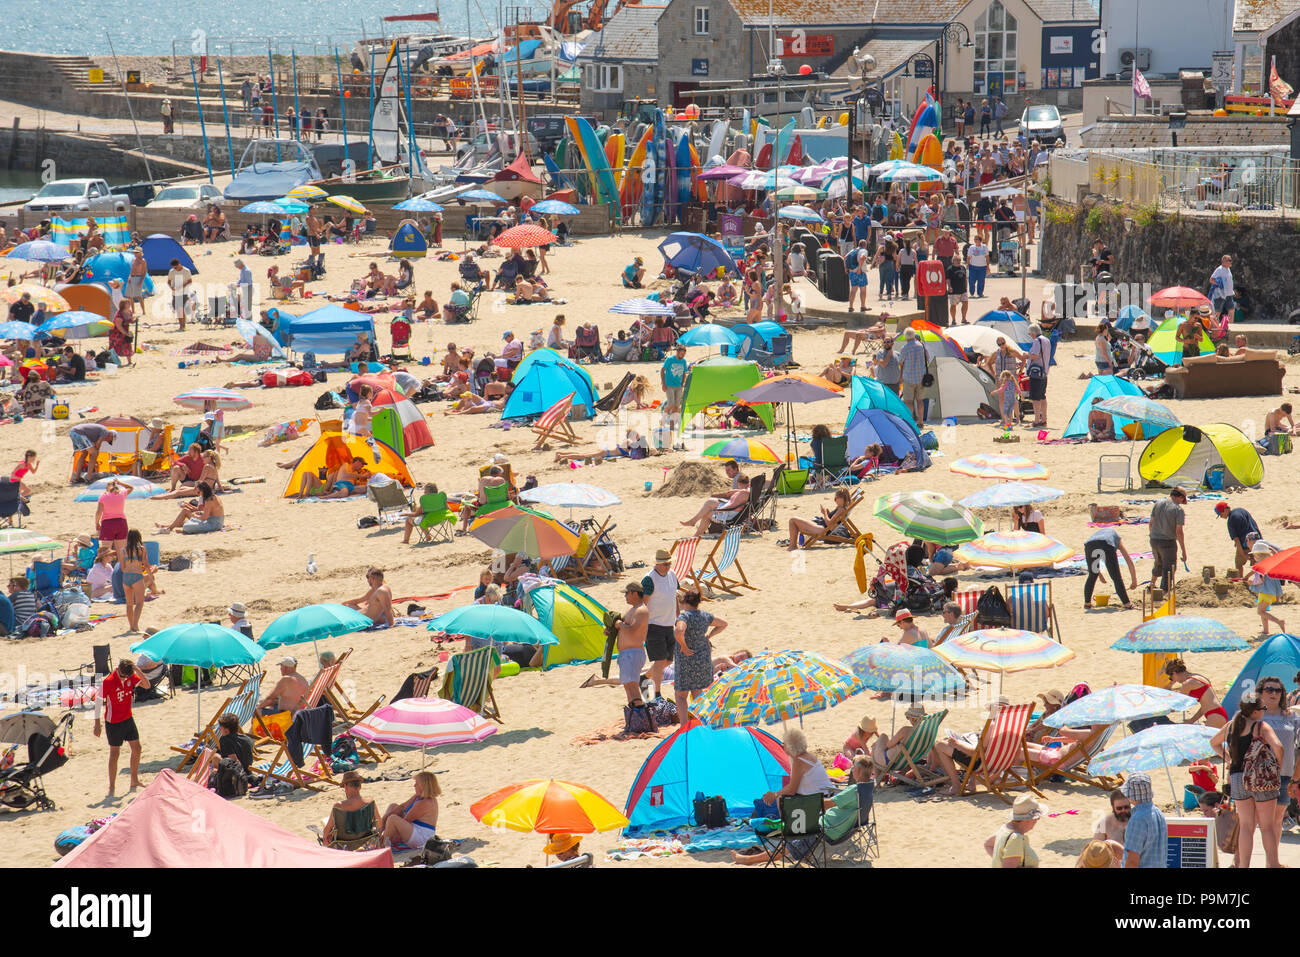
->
xmin=287 ymin=184 xmax=328 ymax=200
xmin=691 ymin=650 xmax=865 ymax=728
xmin=471 ymin=778 xmax=628 ymax=834
xmin=349 ymin=697 xmax=496 ymax=768
xmin=173 ymin=387 xmax=253 ymax=412
xmin=701 ymin=437 xmax=783 ymax=465
xmin=872 ymin=490 xmax=984 ymax=545
xmin=958 ymin=482 xmax=1064 ymax=509
xmin=1110 ymin=615 xmax=1250 ymax=654
xmin=468 ymin=505 xmax=580 ymax=560
xmin=950 ymin=453 xmax=1050 ymax=481
xmin=935 ymin=628 xmax=1075 ymax=674
xmin=953 ymin=530 xmax=1074 ymax=568
xmin=0 ymin=284 xmax=70 ymax=313
xmin=843 ymin=643 xmax=965 ymax=696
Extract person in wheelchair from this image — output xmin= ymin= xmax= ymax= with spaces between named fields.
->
xmin=458 ymin=253 xmax=490 ymax=291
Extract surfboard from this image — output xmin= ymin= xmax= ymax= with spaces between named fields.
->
xmin=641 ymin=152 xmax=657 ymax=225
xmin=653 ymin=109 xmax=667 ymax=226
xmin=665 ymin=126 xmax=678 ymax=224
xmin=622 ymin=126 xmax=651 ymax=222
xmin=708 ymin=119 xmax=727 ymax=165
xmin=754 ymin=139 xmax=773 ymax=170
xmin=605 ymin=131 xmax=626 ymax=191
xmin=543 ymin=152 xmax=567 ymax=190
xmin=912 ymin=132 xmax=944 ymax=170
xmin=773 ymin=119 xmax=796 ymax=169
xmin=786 ymin=133 xmax=803 ymax=166
xmin=565 ymin=116 xmax=620 ymax=219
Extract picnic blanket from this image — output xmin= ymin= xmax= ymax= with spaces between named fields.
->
xmin=572 ymin=718 xmax=669 ymax=746
xmin=605 ymin=822 xmax=764 ymax=860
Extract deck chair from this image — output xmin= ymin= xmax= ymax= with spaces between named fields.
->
xmin=810 ymin=434 xmax=854 ymax=487
xmin=696 ymin=527 xmax=756 ymax=595
xmin=825 ymin=780 xmax=879 ymax=863
xmin=250 ymin=661 xmax=341 ymax=748
xmin=393 ymin=665 xmax=440 ymax=702
xmin=1098 ymin=453 xmax=1131 ymax=492
xmin=669 ymin=537 xmax=703 ymax=593
xmin=414 ymin=491 xmax=455 ymax=543
xmin=1027 ymin=722 xmax=1122 ymax=791
xmin=954 ymin=584 xmax=1061 ymax=640
xmin=798 ymin=486 xmax=866 ymax=548
xmin=439 ymin=645 xmax=502 ymax=721
xmin=187 ymin=747 xmax=218 ymax=788
xmin=594 ymin=372 xmax=635 ymax=416
xmin=531 ymin=392 xmax=580 ymax=449
xmin=881 ymin=708 xmax=948 ymax=787
xmin=574 ymin=324 xmax=603 ymax=362
xmin=251 ymin=742 xmax=332 ymax=792
xmin=957 ymin=702 xmax=1043 ymax=803
xmin=174 ymin=424 xmax=200 ymax=454
xmin=171 ymin=672 xmax=264 ymax=770
xmin=575 ymin=516 xmax=620 ymax=578
xmin=548 ymin=548 xmax=591 ymax=586
xmin=760 ymin=793 xmax=827 ymax=869
xmin=369 ymin=480 xmax=412 ymax=525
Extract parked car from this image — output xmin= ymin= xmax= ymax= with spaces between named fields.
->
xmin=111 ymin=181 xmax=160 ymax=208
xmin=23 ymin=179 xmax=128 ymax=214
xmin=1019 ymin=105 xmax=1065 ymax=145
xmin=147 ymin=183 xmax=225 ymax=209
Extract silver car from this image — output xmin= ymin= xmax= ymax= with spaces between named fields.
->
xmin=1019 ymin=105 xmax=1064 ymax=146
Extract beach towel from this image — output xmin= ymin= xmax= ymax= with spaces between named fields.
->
xmin=571 ymin=717 xmax=667 ymax=746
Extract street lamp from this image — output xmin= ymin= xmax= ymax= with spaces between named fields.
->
xmin=937 ymin=22 xmax=973 ymax=112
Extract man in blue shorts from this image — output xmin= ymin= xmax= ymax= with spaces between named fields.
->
xmin=847 ymin=240 xmax=869 ymax=313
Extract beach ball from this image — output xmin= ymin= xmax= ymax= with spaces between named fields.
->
xmin=1213 ymin=108 xmax=1227 ymax=116
xmin=799 ymin=64 xmax=812 ymax=75
xmin=344 ymin=91 xmax=351 ymax=98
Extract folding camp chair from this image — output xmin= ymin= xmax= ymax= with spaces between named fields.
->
xmin=957 ymin=702 xmax=1042 ymax=803
xmin=187 ymin=747 xmax=218 ymax=788
xmin=824 ymin=780 xmax=879 ymax=863
xmin=174 ymin=424 xmax=200 ymax=454
xmin=1098 ymin=453 xmax=1132 ymax=492
xmin=171 ymin=672 xmax=264 ymax=771
xmin=695 ymin=527 xmax=756 ymax=595
xmin=368 ymin=481 xmax=413 ymax=525
xmin=531 ymin=392 xmax=580 ymax=449
xmin=881 ymin=709 xmax=948 ymax=787
xmin=0 ymin=479 xmax=28 ymax=528
xmin=669 ymin=537 xmax=703 ymax=593
xmin=760 ymin=793 xmax=827 ymax=869
xmin=575 ymin=516 xmax=620 ymax=578
xmin=752 ymin=333 xmax=793 ymax=369
xmin=797 ymin=486 xmax=866 ymax=548
xmin=30 ymin=560 xmax=62 ymax=599
xmin=594 ymin=372 xmax=634 ymax=417
xmin=315 ymin=801 xmax=382 ymax=850
xmin=439 ymin=645 xmax=502 ymax=721
xmin=1026 ymin=722 xmax=1122 ymax=792
xmin=414 ymin=491 xmax=455 ymax=543
xmin=810 ymin=434 xmax=855 ymax=488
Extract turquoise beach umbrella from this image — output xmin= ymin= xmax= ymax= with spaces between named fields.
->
xmin=132 ymin=623 xmax=265 ymax=731
xmin=257 ymin=603 xmax=375 ymax=651
xmin=427 ymin=604 xmax=558 ymax=646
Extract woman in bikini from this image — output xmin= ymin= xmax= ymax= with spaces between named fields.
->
xmin=786 ymin=487 xmax=852 ymax=552
xmin=1164 ymin=658 xmax=1229 ymax=727
xmin=120 ymin=528 xmax=148 ymax=634
xmin=379 ymin=770 xmax=441 ymax=848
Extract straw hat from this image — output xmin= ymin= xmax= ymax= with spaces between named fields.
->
xmin=1078 ymin=840 xmax=1113 ymax=868
xmin=1009 ymin=794 xmax=1046 ymax=821
xmin=986 ymin=694 xmax=1011 ymax=717
xmin=893 ymin=608 xmax=915 ymax=625
xmin=542 ymin=833 xmax=581 ymax=855
xmin=1196 ymin=303 xmax=1213 ymax=316
xmin=857 ymin=715 xmax=878 ymax=736
xmin=340 ymin=770 xmax=363 ymax=787
xmin=1037 ymin=689 xmax=1065 ymax=708
xmin=904 ymin=705 xmax=926 ymax=722
xmin=654 ymin=548 xmax=673 ymax=563
xmin=228 ymin=602 xmax=247 ymax=617
xmin=149 ymin=417 xmax=165 ymax=430
xmin=277 ymin=656 xmax=297 ymax=667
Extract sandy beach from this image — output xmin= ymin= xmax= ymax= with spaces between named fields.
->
xmin=2 ymin=229 xmax=1293 ymax=869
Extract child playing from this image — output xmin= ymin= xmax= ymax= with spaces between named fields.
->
xmin=1249 ymin=540 xmax=1286 ymax=636
xmin=786 ymin=283 xmax=805 ymax=322
xmin=11 ymin=450 xmax=38 ymax=500
xmin=993 ymin=370 xmax=1021 ymax=429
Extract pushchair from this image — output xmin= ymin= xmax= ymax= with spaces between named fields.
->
xmin=0 ymin=710 xmax=74 ymax=811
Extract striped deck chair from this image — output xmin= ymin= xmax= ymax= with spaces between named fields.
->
xmin=955 ymin=584 xmax=1061 ymax=640
xmin=882 ymin=708 xmax=948 ymax=787
xmin=1027 ymin=723 xmax=1122 ymax=791
xmin=958 ymin=702 xmax=1043 ymax=803
xmin=669 ymin=537 xmax=703 ymax=592
xmin=576 ymin=517 xmax=619 ymax=578
xmin=250 ymin=662 xmax=341 ymax=748
xmin=547 ymin=547 xmax=591 ymax=586
xmin=187 ymin=747 xmax=218 ymax=789
xmin=531 ymin=392 xmax=580 ymax=449
xmin=696 ymin=526 xmax=756 ymax=595
xmin=252 ymin=742 xmax=332 ymax=792
xmin=171 ymin=672 xmax=264 ymax=771
xmin=439 ymin=645 xmax=502 ymax=721
xmin=798 ymin=487 xmax=866 ymax=548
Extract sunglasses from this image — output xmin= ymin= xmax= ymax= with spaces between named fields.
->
xmin=1261 ymin=686 xmax=1285 ymax=693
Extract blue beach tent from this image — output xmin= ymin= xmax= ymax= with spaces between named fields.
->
xmin=501 ymin=360 xmax=596 ymax=420
xmin=1222 ymin=634 xmax=1300 ymax=715
xmin=141 ymin=234 xmax=197 ymax=275
xmin=844 ymin=375 xmax=919 ymax=433
xmin=1062 ymin=374 xmax=1146 ymax=439
xmin=845 ymin=407 xmax=929 ymax=467
xmin=274 ymin=305 xmax=376 ymax=355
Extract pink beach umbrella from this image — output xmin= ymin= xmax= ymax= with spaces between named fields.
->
xmin=348 ymin=697 xmax=497 ymax=768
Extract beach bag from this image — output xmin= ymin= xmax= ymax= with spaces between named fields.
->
xmin=412 ymin=836 xmax=455 ymax=866
xmin=1090 ymin=504 xmax=1122 ymax=523
xmin=167 ymin=555 xmax=191 ymax=571
xmin=1267 ymin=433 xmax=1292 ymax=456
xmin=1215 ymin=805 xmax=1240 ymax=854
xmin=975 ymin=585 xmax=1012 ymax=627
xmin=693 ymin=794 xmax=728 ymax=828
xmin=920 ymin=430 xmax=938 ymax=450
xmin=648 ymin=696 xmax=678 ymax=727
xmin=1243 ymin=724 xmax=1282 ymax=794
xmin=213 ymin=756 xmax=250 ymax=798
xmin=623 ymin=702 xmax=657 ymax=735
xmin=1204 ymin=465 xmax=1226 ymax=491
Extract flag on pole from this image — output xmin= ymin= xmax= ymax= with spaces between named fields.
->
xmin=1132 ymin=66 xmax=1152 ymax=100
xmin=1269 ymin=57 xmax=1294 ymax=101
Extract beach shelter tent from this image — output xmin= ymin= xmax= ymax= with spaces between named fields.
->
xmin=1138 ymin=423 xmax=1263 ymax=490
xmin=923 ymin=356 xmax=997 ymax=423
xmin=975 ymin=310 xmax=1033 ymax=347
xmin=680 ymin=356 xmax=775 ymax=431
xmin=346 ymin=377 xmax=434 ymax=454
xmin=1062 ymin=374 xmax=1146 ymax=439
xmin=724 ymin=321 xmax=788 ymax=359
xmin=81 ymin=250 xmax=154 ymax=291
xmin=511 ymin=347 xmax=594 ymax=386
xmin=53 ymin=283 xmax=114 ymax=318
xmin=141 ymin=234 xmax=198 ymax=275
xmin=50 ymin=215 xmax=130 ymax=248
xmin=56 ymin=769 xmax=392 ymax=867
xmin=845 ymin=375 xmax=918 ymax=433
xmin=1148 ymin=315 xmax=1213 ymax=366
xmin=71 ymin=414 xmax=173 ymax=477
xmin=389 ymin=222 xmax=429 ymax=259
xmin=1222 ymin=634 xmax=1300 ymax=714
xmin=623 ymin=719 xmax=790 ymax=835
xmin=282 ymin=423 xmax=413 ymax=497
xmin=275 ymin=305 xmax=376 ymax=355
xmin=489 ymin=153 xmax=545 ymax=201
xmin=846 ymin=407 xmax=930 ymax=466
xmin=502 ymin=359 xmax=597 ymax=421
xmin=528 ymin=582 xmax=611 ymax=669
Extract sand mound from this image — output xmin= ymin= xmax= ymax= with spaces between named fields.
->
xmin=653 ymin=461 xmax=725 ymax=497
xmin=1171 ymin=578 xmax=1292 ymax=608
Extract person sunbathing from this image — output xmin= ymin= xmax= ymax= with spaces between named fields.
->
xmin=838 ymin=319 xmax=889 ymax=355
xmin=788 ymin=487 xmax=852 ymax=551
xmin=446 ymin=392 xmax=502 ymax=414
xmin=512 ymin=277 xmax=551 ymax=303
xmin=680 ymin=475 xmax=750 ymax=536
xmin=553 ymin=430 xmax=646 ymax=465
xmin=712 ymin=649 xmax=752 ymax=675
xmin=219 ymin=333 xmax=276 ymax=363
xmin=873 ymin=706 xmax=928 ymax=773
xmin=292 ymin=457 xmax=371 ymax=500
xmin=155 ymin=480 xmax=225 ymax=534
xmin=379 ymin=770 xmax=441 ymax=849
xmin=342 ymin=566 xmax=395 ymax=627
xmin=820 ymin=356 xmax=854 ymax=386
xmin=154 ymin=451 xmax=222 ymax=497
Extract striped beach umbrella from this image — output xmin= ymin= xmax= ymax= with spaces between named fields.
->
xmin=935 ymin=628 xmax=1076 ymax=674
xmin=1090 ymin=395 xmax=1180 ymax=432
xmin=877 ymin=164 xmax=944 ymax=183
xmin=957 ymin=483 xmax=1065 ymax=509
xmin=467 ymin=505 xmax=581 ymax=561
xmin=493 ymin=223 xmax=558 ymax=249
xmin=0 ymin=529 xmax=61 ymax=556
xmin=35 ymin=311 xmax=112 ymax=339
xmin=350 ymin=697 xmax=496 ymax=767
xmin=776 ymin=204 xmax=824 ymax=223
xmin=1110 ymin=615 xmax=1250 ymax=654
xmin=871 ymin=490 xmax=984 ymax=545
xmin=327 ymin=194 xmax=368 ymax=214
xmin=608 ymin=297 xmax=676 ymax=317
xmin=842 ymin=643 xmax=966 ymax=697
xmin=691 ymin=649 xmax=865 ymax=728
xmin=950 ymin=453 xmax=1050 ymax=480
xmin=774 ymin=185 xmax=827 ymax=202
xmin=1043 ymin=684 xmax=1197 ymax=728
xmin=471 ymin=778 xmax=628 ymax=834
xmin=173 ymin=388 xmax=253 ymax=412
xmin=953 ymin=530 xmax=1074 ymax=568
xmin=287 ymin=184 xmax=328 ymax=200
xmin=700 ymin=437 xmax=783 ymax=465
xmin=0 ymin=284 xmax=69 ymax=313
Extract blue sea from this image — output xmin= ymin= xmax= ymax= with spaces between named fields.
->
xmin=4 ymin=0 xmax=525 ymax=55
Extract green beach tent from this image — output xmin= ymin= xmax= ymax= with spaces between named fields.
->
xmin=1147 ymin=316 xmax=1212 ymax=366
xmin=1138 ymin=423 xmax=1263 ymax=489
xmin=528 ymin=582 xmax=611 ymax=669
xmin=681 ymin=356 xmax=775 ymax=431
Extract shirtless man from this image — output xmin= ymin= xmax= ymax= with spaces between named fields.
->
xmin=344 ymin=567 xmax=395 ymax=628
xmin=305 ymin=206 xmax=324 ymax=270
xmin=616 ymin=582 xmax=650 ymax=706
xmin=258 ymin=657 xmax=310 ymax=716
xmin=1264 ymin=403 xmax=1298 ymax=435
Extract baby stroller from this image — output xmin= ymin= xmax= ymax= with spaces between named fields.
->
xmin=0 ymin=710 xmax=74 ymax=811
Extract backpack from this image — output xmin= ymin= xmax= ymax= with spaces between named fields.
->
xmin=213 ymin=756 xmax=250 ymax=798
xmin=693 ymin=794 xmax=728 ymax=828
xmin=623 ymin=701 xmax=657 ymax=735
xmin=1243 ymin=723 xmax=1282 ymax=794
xmin=314 ymin=390 xmax=341 ymax=411
xmin=975 ymin=585 xmax=1012 ymax=627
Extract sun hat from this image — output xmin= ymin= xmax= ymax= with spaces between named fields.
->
xmin=654 ymin=548 xmax=672 ymax=562
xmin=1009 ymin=793 xmax=1046 ymax=821
xmin=857 ymin=715 xmax=878 ymax=735
xmin=1078 ymin=840 xmax=1113 ymax=868
xmin=542 ymin=833 xmax=581 ymax=855
xmin=904 ymin=704 xmax=926 ymax=721
xmin=894 ymin=608 xmax=914 ymax=624
xmin=1037 ymin=689 xmax=1065 ymax=707
xmin=149 ymin=417 xmax=165 ymax=429
xmin=228 ymin=602 xmax=247 ymax=617
xmin=1251 ymin=540 xmax=1274 ymax=556
xmin=1197 ymin=303 xmax=1212 ymax=315
xmin=341 ymin=770 xmax=363 ymax=787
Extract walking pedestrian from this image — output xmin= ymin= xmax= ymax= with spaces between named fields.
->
xmin=1148 ymin=486 xmax=1188 ymax=593
xmin=1121 ymin=772 xmax=1167 ymax=868
xmin=994 ymin=96 xmax=1008 ymax=135
xmin=159 ymin=97 xmax=174 ymax=135
xmin=641 ymin=549 xmax=681 ymax=700
xmin=1210 ymin=254 xmax=1235 ymax=319
xmin=898 ymin=327 xmax=928 ymax=425
xmin=979 ymin=98 xmax=992 ymax=137
xmin=1255 ymin=676 xmax=1299 ymax=866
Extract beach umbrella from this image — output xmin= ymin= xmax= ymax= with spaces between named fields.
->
xmin=1250 ymin=545 xmax=1300 ymax=584
xmin=530 ymin=199 xmax=580 ymax=216
xmin=350 ymin=697 xmax=497 ymax=768
xmin=287 ymin=184 xmax=328 ymax=200
xmin=240 ymin=201 xmax=290 ymax=214
xmin=1110 ymin=616 xmax=1250 ymax=654
xmin=327 ymin=194 xmax=368 ymax=214
xmin=608 ymin=297 xmax=675 ymax=317
xmin=870 ymin=159 xmax=915 ymax=175
xmin=131 ymin=623 xmax=265 ymax=731
xmin=467 ymin=505 xmax=580 ymax=561
xmin=957 ymin=482 xmax=1064 ymax=509
xmin=519 ymin=482 xmax=621 ymax=511
xmin=493 ymin=224 xmax=558 ymax=249
xmin=842 ymin=643 xmax=966 ymax=697
xmin=776 ymin=204 xmax=824 ymax=223
xmin=272 ymin=197 xmax=310 ymax=214
xmin=774 ymin=185 xmax=827 ymax=203
xmin=35 ymin=311 xmax=112 ymax=339
xmin=676 ymin=322 xmax=743 ymax=349
xmin=74 ymin=476 xmax=166 ymax=502
xmin=234 ymin=318 xmax=286 ymax=359
xmin=459 ymin=189 xmax=509 ymax=205
xmin=173 ymin=388 xmax=253 ymax=412
xmin=950 ymin=453 xmax=1050 ymax=480
xmin=1149 ymin=286 xmax=1210 ymax=310
xmin=1088 ymin=724 xmax=1220 ymax=800
xmin=953 ymin=530 xmax=1074 ymax=569
xmin=1044 ymin=684 xmax=1197 ymax=728
xmin=691 ymin=649 xmax=865 ymax=728
xmin=1091 ymin=395 xmax=1180 ymax=432
xmin=945 ymin=323 xmax=1024 ymax=356
xmin=392 ymin=197 xmax=445 ymax=213
xmin=5 ymin=240 xmax=71 ymax=262
xmin=734 ymin=374 xmax=840 ymax=462
xmin=657 ymin=232 xmax=737 ymax=277
xmin=696 ymin=164 xmax=748 ymax=181
xmin=256 ymin=603 xmax=375 ymax=652
xmin=700 ymin=437 xmax=783 ymax=465
xmin=0 ymin=321 xmax=38 ymax=340
xmin=471 ymin=778 xmax=628 ymax=835
xmin=728 ymin=170 xmax=798 ymax=191
xmin=935 ymin=628 xmax=1075 ymax=674
xmin=0 ymin=284 xmax=69 ymax=313
xmin=427 ymin=603 xmax=559 ymax=646
xmin=0 ymin=528 xmax=60 ymax=556
xmin=878 ymin=165 xmax=944 ymax=183
xmin=872 ymin=490 xmax=984 ymax=545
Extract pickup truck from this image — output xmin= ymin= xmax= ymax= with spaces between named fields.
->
xmin=23 ymin=178 xmax=129 ymax=215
